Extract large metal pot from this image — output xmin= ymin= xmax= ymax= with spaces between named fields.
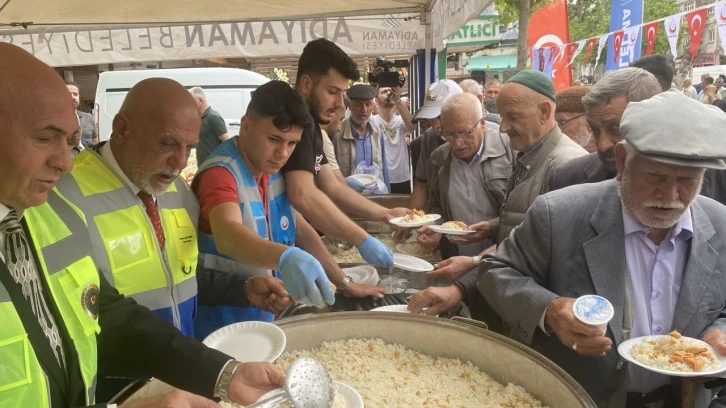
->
xmin=115 ymin=313 xmax=596 ymax=407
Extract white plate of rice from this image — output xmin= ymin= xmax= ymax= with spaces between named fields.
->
xmin=389 ymin=213 xmax=441 ymax=228
xmin=618 ymin=331 xmax=726 ymax=377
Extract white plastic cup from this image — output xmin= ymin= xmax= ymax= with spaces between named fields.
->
xmin=572 ymin=295 xmax=614 ymax=334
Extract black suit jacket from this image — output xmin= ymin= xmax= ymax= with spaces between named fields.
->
xmin=546 ymin=152 xmax=610 ymax=192
xmin=1 ymin=220 xmax=232 ymax=407
xmin=548 ymin=152 xmax=726 ymax=206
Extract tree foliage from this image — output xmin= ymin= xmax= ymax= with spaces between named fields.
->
xmin=568 ymin=0 xmax=680 ymax=66
xmin=495 ymin=0 xmax=553 ymax=69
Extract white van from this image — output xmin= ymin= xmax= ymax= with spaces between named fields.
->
xmin=94 ymin=67 xmax=270 ymax=141
xmin=94 ymin=67 xmax=270 ymax=183
xmin=691 ymin=65 xmax=726 ymax=83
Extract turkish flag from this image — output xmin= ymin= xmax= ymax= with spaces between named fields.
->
xmin=528 ymin=0 xmax=572 ymax=90
xmin=644 ymin=21 xmax=660 ymax=55
xmin=687 ymin=9 xmax=708 ymax=56
xmin=565 ymin=42 xmax=578 ymax=63
xmin=583 ymin=38 xmax=597 ymax=65
xmin=612 ymin=30 xmax=624 ymax=63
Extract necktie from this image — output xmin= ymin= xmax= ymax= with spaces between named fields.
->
xmin=1 ymin=209 xmax=66 ymax=369
xmin=138 ymin=192 xmax=165 ymax=251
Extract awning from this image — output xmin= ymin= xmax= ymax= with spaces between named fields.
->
xmin=466 ymin=53 xmax=516 ymax=71
xmin=0 ymin=0 xmax=493 ymax=66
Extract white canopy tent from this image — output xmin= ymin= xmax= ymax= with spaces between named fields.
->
xmin=0 ymin=0 xmax=492 ymax=114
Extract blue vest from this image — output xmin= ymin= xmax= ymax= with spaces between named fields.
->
xmin=195 ymin=137 xmax=296 ymax=340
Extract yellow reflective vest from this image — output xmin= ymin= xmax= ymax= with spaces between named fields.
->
xmin=56 ymin=148 xmax=199 ymax=336
xmin=0 ymin=190 xmax=99 ymax=407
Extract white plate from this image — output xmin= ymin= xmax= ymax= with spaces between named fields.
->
xmin=256 ymin=381 xmax=364 ymax=407
xmin=395 ymin=243 xmax=436 ymax=260
xmin=349 ymin=174 xmax=376 ymax=186
xmin=426 ymin=224 xmax=474 ymax=236
xmin=392 ymin=253 xmax=434 ymax=272
xmin=389 ymin=214 xmax=441 ymax=228
xmin=342 ymin=265 xmax=380 ymax=285
xmin=618 ymin=335 xmax=726 ymax=377
xmin=203 ymin=322 xmax=286 ymax=363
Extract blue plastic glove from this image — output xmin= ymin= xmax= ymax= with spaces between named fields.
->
xmin=357 ymin=235 xmax=394 ymax=268
xmin=345 ymin=176 xmax=366 ymax=192
xmin=277 ymin=248 xmax=335 ymax=308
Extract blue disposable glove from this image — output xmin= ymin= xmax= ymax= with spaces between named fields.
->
xmin=357 ymin=235 xmax=394 ymax=268
xmin=277 ymin=248 xmax=335 ymax=308
xmin=345 ymin=176 xmax=366 ymax=192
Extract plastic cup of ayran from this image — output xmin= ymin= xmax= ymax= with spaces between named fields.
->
xmin=572 ymin=295 xmax=614 ymax=334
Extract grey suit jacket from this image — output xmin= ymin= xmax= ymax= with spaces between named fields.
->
xmin=468 ymin=180 xmax=726 ymax=407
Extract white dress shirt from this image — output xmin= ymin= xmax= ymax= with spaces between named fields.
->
xmin=0 ymin=202 xmax=10 ymax=262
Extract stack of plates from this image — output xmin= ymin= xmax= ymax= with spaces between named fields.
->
xmin=342 ymin=265 xmax=380 ymax=285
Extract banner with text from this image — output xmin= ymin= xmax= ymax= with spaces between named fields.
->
xmin=716 ymin=3 xmax=726 ymax=54
xmin=605 ymin=0 xmax=644 ymax=71
xmin=0 ymin=15 xmax=424 ymax=67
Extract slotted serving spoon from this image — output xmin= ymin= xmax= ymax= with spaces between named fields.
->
xmin=247 ymin=357 xmax=334 ymax=408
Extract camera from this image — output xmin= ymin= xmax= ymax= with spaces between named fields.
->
xmin=369 ymin=56 xmax=408 ymax=88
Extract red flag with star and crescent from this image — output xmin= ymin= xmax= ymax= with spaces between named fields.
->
xmin=687 ymin=9 xmax=708 ymax=56
xmin=612 ymin=30 xmax=624 ymax=63
xmin=583 ymin=38 xmax=597 ymax=65
xmin=644 ymin=21 xmax=660 ymax=56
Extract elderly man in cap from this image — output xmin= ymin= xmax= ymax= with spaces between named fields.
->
xmin=335 ymin=84 xmax=390 ymax=193
xmin=548 ymin=68 xmax=662 ymax=192
xmin=555 ymin=86 xmax=595 ymax=152
xmin=444 ymin=70 xmax=587 ymax=246
xmin=412 ymin=90 xmax=726 ymax=408
xmin=407 ymin=80 xmax=463 ymax=210
xmin=410 ymin=93 xmax=512 ymax=280
xmin=548 ymin=68 xmax=726 ymax=206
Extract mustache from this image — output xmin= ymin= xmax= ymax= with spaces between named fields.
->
xmin=157 ymin=169 xmax=181 ymax=178
xmin=642 ymin=198 xmax=685 ymax=209
xmin=598 ymin=148 xmax=615 ymax=161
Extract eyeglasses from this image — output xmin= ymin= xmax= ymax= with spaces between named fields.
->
xmin=556 ymin=113 xmax=586 ymax=128
xmin=441 ymin=120 xmax=481 ymax=141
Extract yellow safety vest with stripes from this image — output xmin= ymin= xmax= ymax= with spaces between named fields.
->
xmin=56 ymin=149 xmax=199 ymax=336
xmin=0 ymin=189 xmax=100 ymax=407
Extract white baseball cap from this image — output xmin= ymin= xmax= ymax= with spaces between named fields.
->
xmin=414 ymin=79 xmax=463 ymax=120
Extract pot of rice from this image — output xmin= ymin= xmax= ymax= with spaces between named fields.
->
xmin=114 ymin=312 xmax=596 ymax=407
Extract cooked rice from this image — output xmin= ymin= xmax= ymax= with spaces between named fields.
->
xmin=274 ymin=338 xmax=547 ymax=408
xmin=400 ymin=242 xmax=435 ymax=258
xmin=400 ymin=210 xmax=436 ymax=224
xmin=441 ymin=221 xmax=468 ymax=231
xmin=631 ymin=331 xmax=719 ymax=372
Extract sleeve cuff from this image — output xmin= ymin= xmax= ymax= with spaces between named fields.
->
xmin=539 ymin=307 xmax=552 ymax=336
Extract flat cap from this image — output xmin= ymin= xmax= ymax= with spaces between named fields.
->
xmin=506 ymin=70 xmax=556 ymax=102
xmin=621 ymin=89 xmax=726 ymax=169
xmin=556 ymin=86 xmax=589 ymax=113
xmin=347 ymin=84 xmax=376 ymax=100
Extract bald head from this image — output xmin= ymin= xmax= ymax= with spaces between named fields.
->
xmin=497 ymin=82 xmax=556 ymax=152
xmin=111 ymin=78 xmax=201 ymax=195
xmin=0 ymin=43 xmax=77 ymax=209
xmin=458 ymin=79 xmax=483 ymax=102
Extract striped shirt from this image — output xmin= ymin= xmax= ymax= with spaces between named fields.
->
xmin=514 ymin=135 xmax=549 ymax=186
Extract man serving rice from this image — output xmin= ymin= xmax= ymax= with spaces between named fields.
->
xmin=411 ymin=90 xmax=726 ymax=407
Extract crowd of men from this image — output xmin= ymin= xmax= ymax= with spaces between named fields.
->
xmin=4 ymin=34 xmax=726 ymax=408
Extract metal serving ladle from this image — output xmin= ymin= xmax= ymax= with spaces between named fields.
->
xmin=246 ymin=357 xmax=334 ymax=408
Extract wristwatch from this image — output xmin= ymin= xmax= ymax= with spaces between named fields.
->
xmin=338 ymin=275 xmax=354 ymax=291
xmin=472 ymin=256 xmax=483 ymax=266
xmin=216 ymin=360 xmax=242 ymax=403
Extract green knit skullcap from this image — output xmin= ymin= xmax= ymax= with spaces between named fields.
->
xmin=506 ymin=70 xmax=556 ymax=102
